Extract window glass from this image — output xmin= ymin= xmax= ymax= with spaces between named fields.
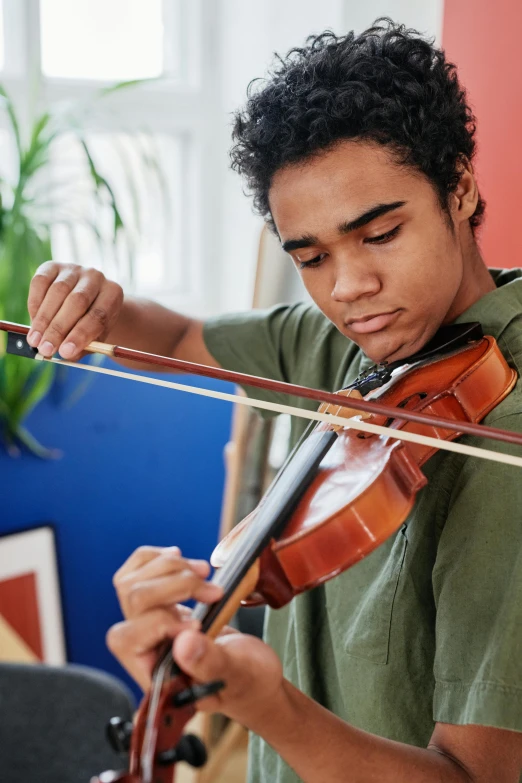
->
xmin=49 ymin=132 xmax=184 ymax=293
xmin=40 ymin=0 xmax=164 ymax=81
xmin=0 ymin=2 xmax=4 ymax=72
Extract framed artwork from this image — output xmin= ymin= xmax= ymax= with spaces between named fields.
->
xmin=0 ymin=526 xmax=66 ymax=664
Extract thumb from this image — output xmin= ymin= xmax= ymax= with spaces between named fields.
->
xmin=173 ymin=629 xmax=281 ymax=726
xmin=173 ymin=629 xmax=232 ymax=686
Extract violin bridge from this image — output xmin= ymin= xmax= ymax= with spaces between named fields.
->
xmin=318 ymin=389 xmax=371 ymax=430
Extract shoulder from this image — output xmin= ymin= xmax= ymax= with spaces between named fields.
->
xmin=201 ymin=301 xmax=341 ymax=387
xmin=423 ymin=376 xmax=522 ymax=541
xmin=203 ymin=301 xmax=325 ymax=342
xmin=202 ymin=300 xmax=342 ymax=372
xmin=483 ymin=377 xmax=522 ymax=429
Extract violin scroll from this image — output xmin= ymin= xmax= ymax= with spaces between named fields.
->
xmin=92 ymin=670 xmax=222 ymax=782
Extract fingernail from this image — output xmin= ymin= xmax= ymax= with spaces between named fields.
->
xmin=27 ymin=331 xmax=41 ymax=347
xmin=59 ymin=342 xmax=76 ymax=359
xmin=39 ymin=341 xmax=54 ymax=356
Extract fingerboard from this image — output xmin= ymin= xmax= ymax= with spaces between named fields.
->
xmin=192 ymin=427 xmax=338 ymax=630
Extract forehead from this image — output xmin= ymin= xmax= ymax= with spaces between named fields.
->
xmin=268 ymin=140 xmax=429 ymax=238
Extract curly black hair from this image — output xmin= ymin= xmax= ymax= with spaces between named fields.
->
xmin=230 ymin=18 xmax=485 ymax=232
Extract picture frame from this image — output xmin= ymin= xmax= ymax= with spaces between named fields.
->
xmin=0 ymin=525 xmax=66 ymax=664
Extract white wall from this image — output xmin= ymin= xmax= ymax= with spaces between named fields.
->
xmin=213 ymin=0 xmax=444 ymax=314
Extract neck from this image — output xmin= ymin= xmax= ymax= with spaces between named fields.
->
xmin=443 ymin=230 xmax=495 ymax=324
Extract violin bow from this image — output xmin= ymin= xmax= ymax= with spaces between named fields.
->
xmin=2 ymin=319 xmax=522 ymax=469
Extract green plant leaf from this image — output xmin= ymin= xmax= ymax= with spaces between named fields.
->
xmin=0 ymin=77 xmax=170 ymax=457
xmin=77 ymin=135 xmax=126 ymax=240
xmin=96 ymin=77 xmax=159 ymax=98
xmin=0 ymin=87 xmax=22 ymax=160
xmin=15 ymin=360 xmax=55 ymax=422
xmin=14 ymin=423 xmax=62 ymax=460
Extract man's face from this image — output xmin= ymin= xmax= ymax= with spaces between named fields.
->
xmin=269 ymin=140 xmax=466 ymax=364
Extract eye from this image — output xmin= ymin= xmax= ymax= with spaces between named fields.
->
xmin=364 ymin=224 xmax=402 ymax=245
xmin=297 ymin=253 xmax=327 ymax=270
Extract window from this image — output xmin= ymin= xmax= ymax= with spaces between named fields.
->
xmin=40 ymin=0 xmax=166 ymax=82
xmin=0 ymin=3 xmax=4 ymax=72
xmin=49 ymin=131 xmax=186 ymax=294
xmin=0 ymin=0 xmax=219 ymax=315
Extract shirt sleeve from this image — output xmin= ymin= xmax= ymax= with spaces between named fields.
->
xmin=202 ymin=302 xmax=330 ymax=413
xmin=432 ymin=412 xmax=522 ymax=732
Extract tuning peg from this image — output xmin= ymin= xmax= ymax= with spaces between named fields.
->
xmin=106 ymin=716 xmax=133 ymax=754
xmin=156 ymin=733 xmax=208 ymax=767
xmin=171 ymin=679 xmax=225 ymax=708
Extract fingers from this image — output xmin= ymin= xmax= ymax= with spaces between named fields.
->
xmin=113 ymin=546 xmax=223 ymax=620
xmin=109 ymin=546 xmax=227 ymax=695
xmin=27 ymin=261 xmax=61 ymax=321
xmin=28 ymin=263 xmax=82 ymax=339
xmin=55 ymin=282 xmax=123 ymax=359
xmin=118 ymin=550 xmax=211 ymax=587
xmin=106 ymin=608 xmax=200 ymax=691
xmin=120 ymin=573 xmax=223 ymax=619
xmin=113 ymin=545 xmax=176 ymax=582
xmin=27 ymin=261 xmax=123 ymax=360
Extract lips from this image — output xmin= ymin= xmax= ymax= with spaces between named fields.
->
xmin=346 ymin=309 xmax=401 ymax=334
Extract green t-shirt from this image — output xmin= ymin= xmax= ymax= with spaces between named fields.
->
xmin=203 ymin=268 xmax=522 ymax=783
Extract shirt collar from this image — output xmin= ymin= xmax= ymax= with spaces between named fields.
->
xmin=454 ymin=268 xmax=522 ymax=373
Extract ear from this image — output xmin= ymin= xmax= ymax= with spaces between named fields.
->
xmin=450 ymin=157 xmax=479 ymax=226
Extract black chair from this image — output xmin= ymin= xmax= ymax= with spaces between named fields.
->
xmin=0 ymin=662 xmax=134 ymax=783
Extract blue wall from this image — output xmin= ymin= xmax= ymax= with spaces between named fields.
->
xmin=0 ymin=360 xmax=233 ymax=697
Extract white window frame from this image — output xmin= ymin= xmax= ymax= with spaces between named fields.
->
xmin=0 ymin=0 xmax=222 ymax=316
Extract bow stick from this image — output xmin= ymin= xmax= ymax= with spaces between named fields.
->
xmin=2 ymin=319 xmax=522 ymax=469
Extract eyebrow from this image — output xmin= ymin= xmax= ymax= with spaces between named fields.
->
xmin=281 ymin=201 xmax=406 ymax=253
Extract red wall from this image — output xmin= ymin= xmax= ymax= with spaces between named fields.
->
xmin=443 ymin=1 xmax=522 ymax=268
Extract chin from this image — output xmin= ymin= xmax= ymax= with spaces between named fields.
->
xmin=351 ymin=333 xmax=403 ymax=364
xmin=356 ymin=329 xmax=421 ymax=365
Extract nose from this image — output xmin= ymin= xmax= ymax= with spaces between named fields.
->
xmin=331 ymin=258 xmax=382 ymax=303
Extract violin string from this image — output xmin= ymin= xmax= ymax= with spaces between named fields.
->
xmin=38 ymin=356 xmax=522 ymax=469
xmin=141 ymin=650 xmax=173 ymax=782
xmin=191 ymin=430 xmax=338 ymax=631
xmin=234 ymin=418 xmax=318 ymax=520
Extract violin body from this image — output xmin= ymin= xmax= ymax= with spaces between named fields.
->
xmin=212 ymin=334 xmax=516 ymax=607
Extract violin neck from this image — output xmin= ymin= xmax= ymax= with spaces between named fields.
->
xmin=152 ymin=427 xmax=338 ymax=679
xmin=193 ymin=428 xmax=338 ymax=631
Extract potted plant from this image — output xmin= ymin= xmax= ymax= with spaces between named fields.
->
xmin=0 ymin=84 xmax=155 ymax=457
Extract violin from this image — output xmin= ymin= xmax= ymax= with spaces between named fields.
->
xmin=212 ymin=322 xmax=518 ymax=607
xmin=2 ymin=319 xmax=522 ymax=782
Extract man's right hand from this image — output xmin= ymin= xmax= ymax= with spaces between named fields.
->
xmin=27 ymin=262 xmax=124 ymax=361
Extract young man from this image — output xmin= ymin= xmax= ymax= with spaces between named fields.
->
xmin=26 ymin=20 xmax=522 ymax=783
